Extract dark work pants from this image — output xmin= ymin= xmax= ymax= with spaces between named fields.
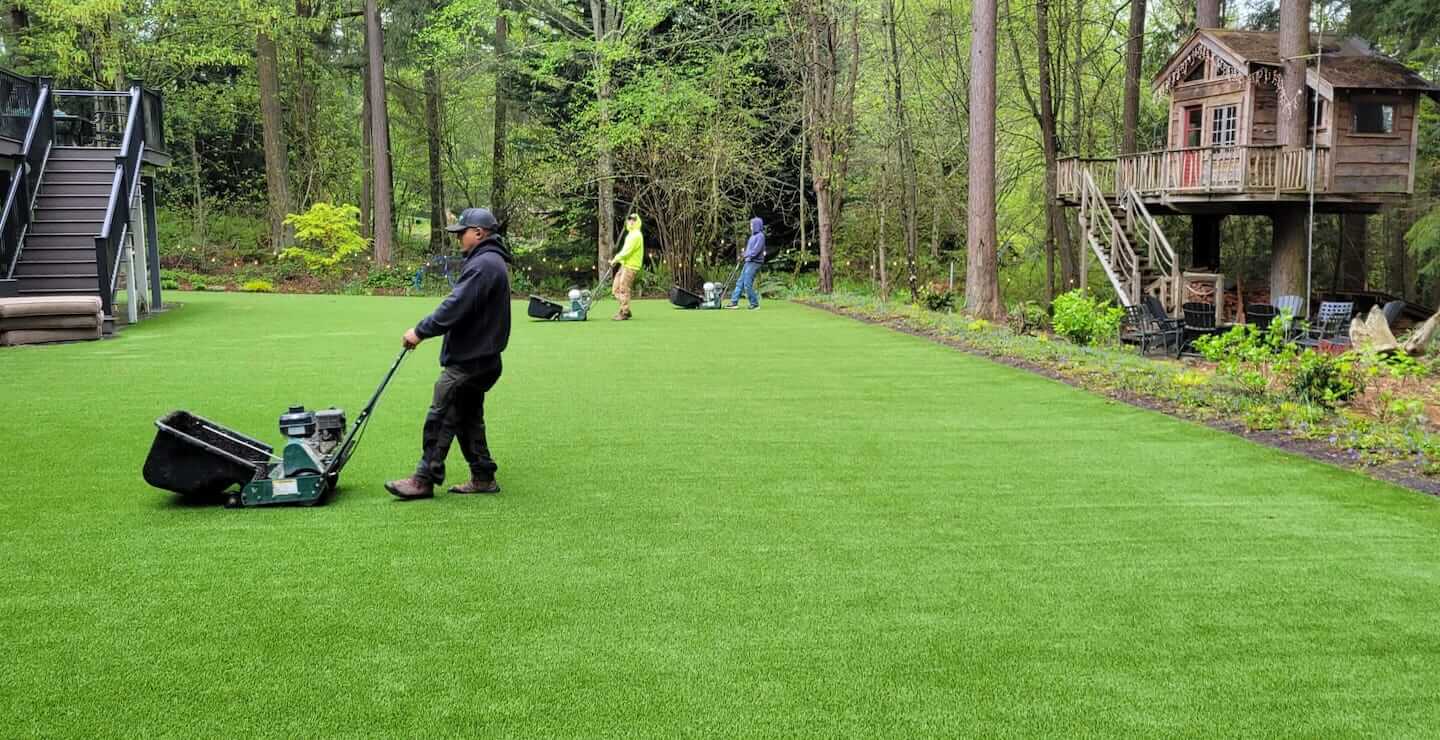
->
xmin=414 ymin=357 xmax=502 ymax=484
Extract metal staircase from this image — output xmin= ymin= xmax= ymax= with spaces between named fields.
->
xmin=1074 ymin=166 xmax=1180 ymax=314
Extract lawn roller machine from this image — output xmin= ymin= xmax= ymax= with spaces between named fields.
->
xmin=141 ymin=348 xmax=409 ymax=508
xmin=670 ymin=262 xmax=741 ymax=310
xmin=528 ymin=266 xmax=614 ymax=321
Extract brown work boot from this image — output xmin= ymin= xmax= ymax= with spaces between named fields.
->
xmin=448 ymin=479 xmax=501 ymax=495
xmin=385 ymin=476 xmax=434 ymax=500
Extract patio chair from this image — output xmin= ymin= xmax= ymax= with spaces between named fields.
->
xmin=1181 ymin=302 xmax=1222 ymax=353
xmin=1141 ymin=295 xmax=1184 ymax=357
xmin=1245 ymin=303 xmax=1278 ymax=331
xmin=1272 ymin=294 xmax=1305 ymax=339
xmin=1121 ymin=305 xmax=1171 ymax=356
xmin=1297 ymin=301 xmax=1353 ymax=349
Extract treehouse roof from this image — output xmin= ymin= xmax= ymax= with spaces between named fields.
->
xmin=1154 ymin=29 xmax=1440 ymax=101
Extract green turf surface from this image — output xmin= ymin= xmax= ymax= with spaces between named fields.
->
xmin=3 ymin=291 xmax=1438 ymax=736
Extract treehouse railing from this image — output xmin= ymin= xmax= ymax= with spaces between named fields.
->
xmin=1058 ymin=145 xmax=1331 ymax=199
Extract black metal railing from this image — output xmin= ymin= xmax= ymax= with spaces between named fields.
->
xmin=0 ymin=69 xmax=38 ymax=142
xmin=53 ymin=89 xmax=131 ymax=148
xmin=94 ymin=85 xmax=145 ymax=316
xmin=0 ymin=80 xmax=52 ymax=279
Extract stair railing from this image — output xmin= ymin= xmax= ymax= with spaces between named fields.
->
xmin=1120 ymin=187 xmax=1179 ymax=314
xmin=0 ymin=78 xmax=53 ymax=279
xmin=94 ymin=84 xmax=145 ymax=317
xmin=1077 ymin=167 xmax=1140 ymax=307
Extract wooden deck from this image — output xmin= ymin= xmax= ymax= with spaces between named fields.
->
xmin=1057 ymin=146 xmax=1336 ymax=207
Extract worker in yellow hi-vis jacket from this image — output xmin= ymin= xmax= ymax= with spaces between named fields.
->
xmin=609 ymin=213 xmax=644 ymax=321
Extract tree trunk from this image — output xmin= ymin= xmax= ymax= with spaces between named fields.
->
xmin=293 ymin=0 xmax=318 ymax=206
xmin=1197 ymin=0 xmax=1221 ymax=28
xmin=965 ymin=0 xmax=1002 ymax=319
xmin=883 ymin=0 xmax=920 ymax=302
xmin=1271 ymin=0 xmax=1310 ymax=301
xmin=491 ymin=0 xmax=510 ymax=224
xmin=256 ymin=30 xmax=290 ymax=252
xmin=424 ymin=66 xmax=446 ymax=253
xmin=1036 ymin=0 xmax=1074 ymax=295
xmin=1338 ymin=213 xmax=1367 ymax=290
xmin=365 ymin=0 xmax=394 ymax=266
xmin=360 ymin=68 xmax=373 ymax=240
xmin=189 ymin=130 xmax=205 ymax=244
xmin=1121 ymin=0 xmax=1145 ymax=155
xmin=1271 ymin=208 xmax=1307 ymax=300
xmin=590 ymin=0 xmax=618 ymax=271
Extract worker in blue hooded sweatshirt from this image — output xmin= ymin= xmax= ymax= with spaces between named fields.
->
xmin=728 ymin=217 xmax=765 ymax=310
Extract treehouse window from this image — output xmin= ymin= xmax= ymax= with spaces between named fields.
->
xmin=1353 ymin=101 xmax=1395 ymax=134
xmin=1183 ymin=62 xmax=1206 ymax=83
xmin=1210 ymin=105 xmax=1238 ymax=147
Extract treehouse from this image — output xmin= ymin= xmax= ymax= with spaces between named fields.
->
xmin=1055 ymin=29 xmax=1440 ymax=318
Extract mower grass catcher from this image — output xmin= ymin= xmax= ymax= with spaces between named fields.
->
xmin=142 ymin=349 xmax=408 ymax=507
xmin=670 ymin=264 xmax=740 ymax=310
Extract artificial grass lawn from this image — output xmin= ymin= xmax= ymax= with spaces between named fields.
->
xmin=2 ymin=291 xmax=1438 ymax=736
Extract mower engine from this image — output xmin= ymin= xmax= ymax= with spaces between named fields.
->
xmin=238 ymin=405 xmax=347 ymax=507
xmin=560 ymin=288 xmax=593 ymax=320
xmin=701 ymin=282 xmax=725 ymax=309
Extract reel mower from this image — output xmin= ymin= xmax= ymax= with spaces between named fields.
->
xmin=142 ymin=349 xmax=408 ymax=507
xmin=670 ymin=263 xmax=741 ymax=310
xmin=528 ymin=267 xmax=614 ymax=321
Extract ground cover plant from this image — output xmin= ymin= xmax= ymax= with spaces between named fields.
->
xmin=3 ymin=292 xmax=1440 ymax=735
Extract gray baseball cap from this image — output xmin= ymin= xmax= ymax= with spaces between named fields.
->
xmin=445 ymin=207 xmax=500 ymax=233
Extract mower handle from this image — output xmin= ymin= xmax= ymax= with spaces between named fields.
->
xmin=325 ymin=347 xmax=409 ymax=477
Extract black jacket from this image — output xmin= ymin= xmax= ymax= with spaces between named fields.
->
xmin=415 ymin=236 xmax=512 ymax=366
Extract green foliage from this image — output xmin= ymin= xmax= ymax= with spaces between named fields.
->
xmin=1405 ymin=205 xmax=1440 ymax=280
xmin=1051 ymin=290 xmax=1123 ymax=347
xmin=920 ymin=287 xmax=956 ymax=312
xmin=1007 ymin=300 xmax=1048 ymax=335
xmin=239 ymin=279 xmax=274 ymax=293
xmin=280 ymin=204 xmax=369 ymax=276
xmin=1290 ymin=351 xmax=1363 ymax=408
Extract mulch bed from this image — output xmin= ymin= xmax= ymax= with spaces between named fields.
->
xmin=800 ymin=299 xmax=1440 ymax=498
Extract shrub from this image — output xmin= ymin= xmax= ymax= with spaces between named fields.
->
xmin=362 ymin=265 xmax=416 ymax=293
xmin=1051 ymin=289 xmax=1123 ymax=346
xmin=160 ymin=278 xmax=179 ymax=290
xmin=280 ymin=203 xmax=369 ymax=275
xmin=240 ymin=279 xmax=274 ymax=293
xmin=920 ymin=286 xmax=956 ymax=312
xmin=1290 ymin=350 xmax=1362 ymax=407
xmin=1007 ymin=299 xmax=1048 ymax=335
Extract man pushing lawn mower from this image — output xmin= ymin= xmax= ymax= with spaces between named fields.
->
xmin=609 ymin=213 xmax=645 ymax=321
xmin=728 ymin=217 xmax=765 ymax=310
xmin=386 ymin=208 xmax=512 ymax=500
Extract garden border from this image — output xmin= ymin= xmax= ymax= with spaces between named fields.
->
xmin=799 ymin=299 xmax=1440 ymax=498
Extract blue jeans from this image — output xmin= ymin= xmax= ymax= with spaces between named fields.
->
xmin=731 ymin=262 xmax=761 ymax=307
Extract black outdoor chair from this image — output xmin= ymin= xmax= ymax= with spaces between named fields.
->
xmin=1181 ymin=302 xmax=1222 ymax=354
xmin=1297 ymin=300 xmax=1353 ymax=349
xmin=1121 ymin=305 xmax=1168 ymax=356
xmin=1245 ymin=303 xmax=1278 ymax=331
xmin=1140 ymin=295 xmax=1184 ymax=357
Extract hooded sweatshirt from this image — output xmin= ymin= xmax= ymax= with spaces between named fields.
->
xmin=612 ymin=217 xmax=645 ymax=271
xmin=743 ymin=217 xmax=766 ymax=264
xmin=415 ymin=233 xmax=513 ymax=366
